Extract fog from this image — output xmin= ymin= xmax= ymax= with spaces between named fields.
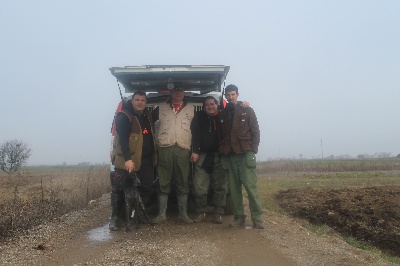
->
xmin=1 ymin=1 xmax=399 ymax=165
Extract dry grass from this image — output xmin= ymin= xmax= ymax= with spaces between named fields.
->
xmin=0 ymin=164 xmax=110 ymax=238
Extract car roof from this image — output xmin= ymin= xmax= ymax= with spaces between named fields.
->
xmin=109 ymin=65 xmax=230 ymax=94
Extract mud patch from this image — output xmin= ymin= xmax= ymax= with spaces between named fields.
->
xmin=87 ymin=223 xmax=112 ymax=242
xmin=275 ymin=185 xmax=400 ymax=257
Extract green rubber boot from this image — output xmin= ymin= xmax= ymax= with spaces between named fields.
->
xmin=152 ymin=194 xmax=168 ymax=224
xmin=178 ymin=195 xmax=193 ymax=224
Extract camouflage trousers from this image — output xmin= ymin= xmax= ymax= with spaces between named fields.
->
xmin=192 ymin=152 xmax=228 ymax=215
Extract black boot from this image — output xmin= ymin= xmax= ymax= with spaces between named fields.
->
xmin=109 ymin=192 xmax=122 ymax=231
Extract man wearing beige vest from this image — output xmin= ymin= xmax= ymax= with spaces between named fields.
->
xmin=151 ymin=83 xmax=194 ymax=224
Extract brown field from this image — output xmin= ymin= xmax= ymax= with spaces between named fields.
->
xmin=256 ymin=159 xmax=400 ymax=261
xmin=276 ymin=185 xmax=400 ymax=258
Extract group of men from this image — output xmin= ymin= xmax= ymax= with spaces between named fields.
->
xmin=110 ymin=83 xmax=265 ymax=230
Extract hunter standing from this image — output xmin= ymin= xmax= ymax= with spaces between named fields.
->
xmin=151 ymin=83 xmax=194 ymax=224
xmin=110 ymin=91 xmax=157 ymax=230
xmin=190 ymin=96 xmax=228 ymax=224
xmin=218 ymin=84 xmax=265 ymax=229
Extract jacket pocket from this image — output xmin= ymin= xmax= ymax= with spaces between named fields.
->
xmin=237 ymin=135 xmax=251 ymax=151
xmin=245 ymin=151 xmax=257 ymax=168
xmin=181 ymin=116 xmax=191 ymax=132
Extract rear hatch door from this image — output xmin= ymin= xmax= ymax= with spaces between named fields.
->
xmin=109 ymin=65 xmax=230 ymax=94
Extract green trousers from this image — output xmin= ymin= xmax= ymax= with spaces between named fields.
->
xmin=192 ymin=153 xmax=228 ymax=214
xmin=221 ymin=151 xmax=263 ymax=222
xmin=158 ymin=145 xmax=190 ymax=195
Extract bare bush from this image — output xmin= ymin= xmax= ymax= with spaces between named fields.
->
xmin=0 ymin=139 xmax=31 ymax=174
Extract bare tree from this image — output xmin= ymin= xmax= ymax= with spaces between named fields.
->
xmin=0 ymin=139 xmax=31 ymax=174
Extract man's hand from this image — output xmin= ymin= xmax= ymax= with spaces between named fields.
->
xmin=125 ymin=160 xmax=135 ymax=173
xmin=241 ymin=101 xmax=250 ymax=108
xmin=190 ymin=153 xmax=199 ymax=163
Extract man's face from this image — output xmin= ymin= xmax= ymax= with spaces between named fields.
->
xmin=171 ymin=89 xmax=184 ymax=103
xmin=131 ymin=94 xmax=147 ymax=112
xmin=204 ymin=99 xmax=218 ymax=116
xmin=225 ymin=90 xmax=239 ymax=104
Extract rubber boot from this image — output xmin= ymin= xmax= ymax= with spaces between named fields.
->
xmin=253 ymin=220 xmax=266 ymax=229
xmin=152 ymin=193 xmax=168 ymax=224
xmin=229 ymin=215 xmax=246 ymax=227
xmin=109 ymin=192 xmax=122 ymax=231
xmin=193 ymin=213 xmax=205 ymax=223
xmin=178 ymin=195 xmax=193 ymax=224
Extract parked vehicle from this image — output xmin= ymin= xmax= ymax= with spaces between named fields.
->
xmin=109 ymin=65 xmax=233 ymax=214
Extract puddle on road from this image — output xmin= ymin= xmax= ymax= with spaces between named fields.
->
xmin=87 ymin=224 xmax=112 ymax=242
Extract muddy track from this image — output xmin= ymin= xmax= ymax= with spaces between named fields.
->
xmin=0 ymin=194 xmax=390 ymax=265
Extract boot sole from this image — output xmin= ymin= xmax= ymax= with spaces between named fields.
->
xmin=179 ymin=218 xmax=193 ymax=224
xmin=152 ymin=219 xmax=166 ymax=224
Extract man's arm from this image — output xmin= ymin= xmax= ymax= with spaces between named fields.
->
xmin=151 ymin=106 xmax=159 ymax=122
xmin=115 ymin=113 xmax=135 ymax=172
xmin=216 ymin=110 xmax=226 ymax=154
xmin=248 ymin=107 xmax=260 ymax=154
xmin=190 ymin=111 xmax=201 ymax=162
xmin=115 ymin=113 xmax=131 ymax=161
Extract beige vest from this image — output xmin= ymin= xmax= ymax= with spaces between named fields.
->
xmin=157 ymin=102 xmax=194 ymax=150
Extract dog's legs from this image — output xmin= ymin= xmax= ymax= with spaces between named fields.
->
xmin=136 ymin=190 xmax=153 ymax=226
xmin=134 ymin=200 xmax=141 ymax=229
xmin=125 ymin=191 xmax=132 ymax=232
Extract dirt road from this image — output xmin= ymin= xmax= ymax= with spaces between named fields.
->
xmin=0 ymin=194 xmax=390 ymax=265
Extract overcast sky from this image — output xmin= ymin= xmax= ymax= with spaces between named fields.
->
xmin=1 ymin=1 xmax=399 ymax=165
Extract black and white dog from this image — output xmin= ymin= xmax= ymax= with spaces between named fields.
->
xmin=124 ymin=172 xmax=153 ymax=231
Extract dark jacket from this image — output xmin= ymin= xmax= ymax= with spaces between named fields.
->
xmin=191 ymin=110 xmax=219 ymax=154
xmin=218 ymin=101 xmax=260 ymax=155
xmin=112 ymin=102 xmax=157 ymax=170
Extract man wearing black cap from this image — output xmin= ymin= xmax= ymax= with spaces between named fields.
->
xmin=151 ymin=83 xmax=195 ymax=224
